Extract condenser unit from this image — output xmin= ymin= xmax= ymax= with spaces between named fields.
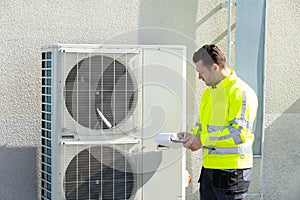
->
xmin=41 ymin=44 xmax=186 ymax=200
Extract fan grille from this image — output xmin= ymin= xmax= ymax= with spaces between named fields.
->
xmin=64 ymin=146 xmax=135 ymax=200
xmin=64 ymin=55 xmax=137 ymax=130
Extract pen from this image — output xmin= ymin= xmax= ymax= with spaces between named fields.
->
xmin=203 ymin=146 xmax=216 ymax=150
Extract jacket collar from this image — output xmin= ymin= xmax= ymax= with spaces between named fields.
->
xmin=211 ymin=69 xmax=236 ymax=89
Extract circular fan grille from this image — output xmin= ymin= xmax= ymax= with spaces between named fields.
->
xmin=65 ymin=55 xmax=137 ymax=129
xmin=64 ymin=146 xmax=134 ymax=200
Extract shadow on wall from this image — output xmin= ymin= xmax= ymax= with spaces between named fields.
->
xmin=90 ymin=1 xmax=232 ymax=199
xmin=264 ymin=98 xmax=300 ymax=199
xmin=137 ymin=1 xmax=225 ymax=200
xmin=138 ymin=0 xmax=197 ymax=43
xmin=0 ymin=146 xmax=38 ymax=200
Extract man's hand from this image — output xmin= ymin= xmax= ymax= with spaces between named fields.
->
xmin=177 ymin=132 xmax=186 ymax=140
xmin=177 ymin=132 xmax=202 ymax=151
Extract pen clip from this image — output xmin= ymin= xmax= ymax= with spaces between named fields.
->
xmin=170 ymin=138 xmax=185 ymax=143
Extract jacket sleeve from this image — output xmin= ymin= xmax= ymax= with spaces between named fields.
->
xmin=205 ymin=88 xmax=258 ymax=147
xmin=229 ymin=88 xmax=258 ymax=144
xmin=190 ymin=120 xmax=201 ymax=135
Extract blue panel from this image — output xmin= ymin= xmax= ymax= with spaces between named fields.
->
xmin=47 ymin=105 xmax=51 ymax=112
xmin=42 ymin=78 xmax=51 ymax=86
xmin=47 ymin=157 xmax=51 ymax=165
xmin=42 ymin=104 xmax=51 ymax=112
xmin=47 ymin=122 xmax=51 ymax=129
xmin=47 ymin=131 xmax=51 ymax=138
xmin=47 ymin=191 xmax=51 ymax=199
xmin=42 ymin=146 xmax=51 ymax=156
xmin=42 ymin=95 xmax=51 ymax=104
xmin=42 ymin=61 xmax=51 ymax=68
xmin=42 ymin=138 xmax=51 ymax=147
xmin=42 ymin=130 xmax=51 ymax=138
xmin=47 ymin=148 xmax=51 ymax=156
xmin=42 ymin=121 xmax=51 ymax=129
xmin=42 ymin=113 xmax=51 ymax=121
xmin=42 ymin=87 xmax=51 ymax=95
xmin=47 ymin=165 xmax=52 ymax=174
xmin=47 ymin=61 xmax=51 ymax=68
xmin=47 ymin=174 xmax=51 ymax=182
xmin=47 ymin=182 xmax=51 ymax=191
xmin=47 ymin=96 xmax=51 ymax=103
xmin=235 ymin=0 xmax=265 ymax=93
xmin=235 ymin=0 xmax=266 ymax=155
xmin=41 ymin=138 xmax=51 ymax=147
xmin=42 ymin=70 xmax=51 ymax=77
xmin=47 ymin=139 xmax=51 ymax=147
xmin=46 ymin=52 xmax=52 ymax=59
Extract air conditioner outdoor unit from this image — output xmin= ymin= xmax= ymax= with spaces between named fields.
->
xmin=41 ymin=44 xmax=186 ymax=200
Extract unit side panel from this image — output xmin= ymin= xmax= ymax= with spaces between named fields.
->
xmin=142 ymin=48 xmax=186 ymax=200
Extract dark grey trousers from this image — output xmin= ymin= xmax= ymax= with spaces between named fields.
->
xmin=199 ymin=167 xmax=252 ymax=200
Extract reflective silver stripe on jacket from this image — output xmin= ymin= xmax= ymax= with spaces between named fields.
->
xmin=229 ymin=91 xmax=251 ymax=130
xmin=209 ymin=126 xmax=243 ymax=144
xmin=207 ymin=145 xmax=252 ymax=155
xmin=241 ymin=91 xmax=247 ymax=119
xmin=207 ymin=119 xmax=252 ymax=133
xmin=230 ymin=118 xmax=253 ymax=129
xmin=207 ymin=125 xmax=229 ymax=133
xmin=195 ymin=122 xmax=202 ymax=131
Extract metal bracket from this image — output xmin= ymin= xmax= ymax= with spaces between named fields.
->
xmin=220 ymin=1 xmax=236 ymax=9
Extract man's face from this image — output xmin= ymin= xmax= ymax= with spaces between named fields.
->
xmin=195 ymin=60 xmax=217 ymax=86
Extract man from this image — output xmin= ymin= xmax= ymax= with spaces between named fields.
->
xmin=178 ymin=44 xmax=258 ymax=200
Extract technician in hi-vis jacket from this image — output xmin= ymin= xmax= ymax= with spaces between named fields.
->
xmin=178 ymin=44 xmax=258 ymax=200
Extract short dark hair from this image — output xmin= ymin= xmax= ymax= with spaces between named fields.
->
xmin=192 ymin=44 xmax=227 ymax=68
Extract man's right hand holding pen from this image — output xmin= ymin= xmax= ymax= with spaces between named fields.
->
xmin=177 ymin=132 xmax=202 ymax=151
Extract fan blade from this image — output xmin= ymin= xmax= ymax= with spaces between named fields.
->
xmin=96 ymin=107 xmax=112 ymax=128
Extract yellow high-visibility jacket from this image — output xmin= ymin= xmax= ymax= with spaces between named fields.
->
xmin=191 ymin=70 xmax=258 ymax=169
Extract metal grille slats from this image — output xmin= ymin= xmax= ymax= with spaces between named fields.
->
xmin=64 ymin=145 xmax=135 ymax=200
xmin=41 ymin=51 xmax=52 ymax=200
xmin=64 ymin=55 xmax=137 ymax=130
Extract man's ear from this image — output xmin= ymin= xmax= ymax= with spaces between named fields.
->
xmin=212 ymin=63 xmax=219 ymax=71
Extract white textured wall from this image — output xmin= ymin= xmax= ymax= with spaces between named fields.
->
xmin=0 ymin=0 xmax=299 ymax=199
xmin=263 ymin=0 xmax=300 ymax=199
xmin=0 ymin=0 xmax=140 ymax=199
